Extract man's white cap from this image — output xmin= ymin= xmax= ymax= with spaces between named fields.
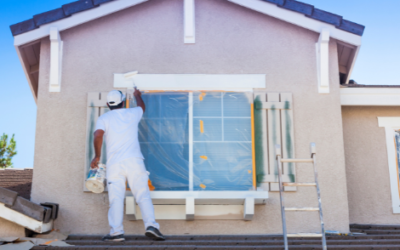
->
xmin=107 ymin=90 xmax=126 ymax=106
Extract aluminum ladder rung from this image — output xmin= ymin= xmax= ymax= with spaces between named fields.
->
xmin=280 ymin=158 xmax=313 ymax=163
xmin=287 ymin=233 xmax=323 ymax=237
xmin=283 ymin=182 xmax=316 ymax=187
xmin=285 ymin=207 xmax=319 ymax=211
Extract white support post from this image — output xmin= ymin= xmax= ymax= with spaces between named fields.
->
xmin=49 ymin=27 xmax=63 ymax=92
xmin=125 ymin=196 xmax=137 ymax=220
xmin=316 ymin=29 xmax=330 ymax=94
xmin=186 ymin=197 xmax=195 ymax=220
xmin=184 ymin=0 xmax=195 ymax=44
xmin=244 ymin=197 xmax=254 ymax=220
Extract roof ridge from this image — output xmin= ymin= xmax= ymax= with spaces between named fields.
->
xmin=10 ymin=0 xmax=365 ymax=37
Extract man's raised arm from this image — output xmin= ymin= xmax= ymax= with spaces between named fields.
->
xmin=134 ymin=88 xmax=145 ymax=113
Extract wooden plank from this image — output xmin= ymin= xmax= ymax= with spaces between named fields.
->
xmin=87 ymin=92 xmax=108 ymax=107
xmin=255 ymin=101 xmax=287 ymax=110
xmin=84 ymin=92 xmax=108 ymax=192
xmin=283 ymin=182 xmax=316 ymax=187
xmin=280 ymin=93 xmax=296 ymax=191
xmin=285 ymin=207 xmax=319 ymax=211
xmin=267 ymin=93 xmax=281 ymax=191
xmin=253 ymin=92 xmax=269 ymax=191
xmin=281 ymin=159 xmax=311 ymax=163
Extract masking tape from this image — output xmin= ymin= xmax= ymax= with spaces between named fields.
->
xmin=200 ymin=120 xmax=204 ymax=133
xmin=200 ymin=184 xmax=206 ymax=189
xmin=200 ymin=155 xmax=208 ymax=160
xmin=148 ymin=179 xmax=155 ymax=191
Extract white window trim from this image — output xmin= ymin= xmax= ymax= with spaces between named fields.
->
xmin=113 ymin=73 xmax=266 ymax=92
xmin=378 ymin=117 xmax=400 ymax=213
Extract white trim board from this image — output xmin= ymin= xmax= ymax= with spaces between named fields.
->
xmin=124 ymin=191 xmax=268 ymax=205
xmin=378 ymin=117 xmax=400 ymax=213
xmin=114 ymin=74 xmax=266 ymax=92
xmin=131 ymin=204 xmax=244 ymax=220
xmin=14 ymin=0 xmax=361 ymax=47
xmin=0 ymin=203 xmax=53 ymax=233
xmin=341 ymin=88 xmax=400 ymax=106
xmin=227 ymin=0 xmax=361 ymax=46
xmin=14 ymin=0 xmax=148 ymax=46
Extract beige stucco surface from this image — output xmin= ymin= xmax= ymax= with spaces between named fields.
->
xmin=0 ymin=217 xmax=25 ymax=237
xmin=32 ymin=0 xmax=349 ymax=234
xmin=342 ymin=106 xmax=400 ymax=224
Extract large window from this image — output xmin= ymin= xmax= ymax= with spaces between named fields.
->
xmin=138 ymin=92 xmax=253 ymax=191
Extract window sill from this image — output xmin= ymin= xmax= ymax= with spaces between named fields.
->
xmin=125 ymin=190 xmax=268 ymax=221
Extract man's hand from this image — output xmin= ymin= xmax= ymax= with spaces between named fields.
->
xmin=134 ymin=88 xmax=142 ymax=98
xmin=91 ymin=157 xmax=100 ymax=169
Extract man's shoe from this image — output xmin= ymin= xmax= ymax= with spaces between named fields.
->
xmin=145 ymin=226 xmax=166 ymax=241
xmin=102 ymin=234 xmax=125 ymax=242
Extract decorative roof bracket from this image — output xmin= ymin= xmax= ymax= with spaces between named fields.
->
xmin=49 ymin=27 xmax=63 ymax=92
xmin=316 ymin=29 xmax=330 ymax=94
xmin=184 ymin=0 xmax=195 ymax=44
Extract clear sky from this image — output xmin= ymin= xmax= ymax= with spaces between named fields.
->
xmin=0 ymin=0 xmax=399 ymax=169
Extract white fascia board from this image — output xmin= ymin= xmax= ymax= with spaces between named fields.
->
xmin=114 ymin=74 xmax=266 ymax=92
xmin=227 ymin=0 xmax=362 ymax=46
xmin=341 ymin=88 xmax=400 ymax=106
xmin=345 ymin=45 xmax=361 ymax=84
xmin=14 ymin=0 xmax=148 ymax=47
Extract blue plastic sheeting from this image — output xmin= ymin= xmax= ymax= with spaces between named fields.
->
xmin=139 ymin=93 xmax=189 ymax=191
xmin=193 ymin=92 xmax=253 ymax=191
xmin=137 ymin=92 xmax=253 ymax=191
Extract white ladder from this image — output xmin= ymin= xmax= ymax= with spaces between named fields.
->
xmin=275 ymin=143 xmax=327 ymax=250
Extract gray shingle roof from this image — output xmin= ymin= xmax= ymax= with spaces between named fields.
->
xmin=10 ymin=0 xmax=365 ymax=37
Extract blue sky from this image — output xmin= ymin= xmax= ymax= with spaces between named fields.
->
xmin=0 ymin=0 xmax=399 ymax=169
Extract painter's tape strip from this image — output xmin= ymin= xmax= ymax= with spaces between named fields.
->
xmin=200 ymin=120 xmax=204 ymax=133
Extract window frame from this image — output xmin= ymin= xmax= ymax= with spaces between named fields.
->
xmin=378 ymin=117 xmax=400 ymax=213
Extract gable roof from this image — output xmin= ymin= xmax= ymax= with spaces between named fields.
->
xmin=10 ymin=0 xmax=365 ymax=37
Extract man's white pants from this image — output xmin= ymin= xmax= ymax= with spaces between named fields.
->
xmin=107 ymin=157 xmax=159 ymax=235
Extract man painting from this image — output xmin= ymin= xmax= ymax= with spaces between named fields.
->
xmin=91 ymin=89 xmax=165 ymax=241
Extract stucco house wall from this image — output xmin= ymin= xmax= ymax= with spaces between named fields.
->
xmin=31 ymin=0 xmax=349 ymax=235
xmin=342 ymin=106 xmax=400 ymax=224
